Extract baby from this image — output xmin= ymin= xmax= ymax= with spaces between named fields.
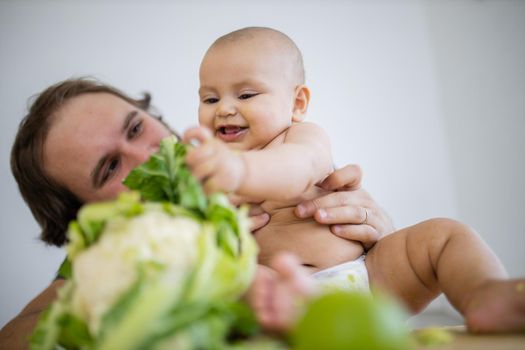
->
xmin=184 ymin=27 xmax=511 ymax=331
xmin=186 ymin=27 xmax=364 ymax=277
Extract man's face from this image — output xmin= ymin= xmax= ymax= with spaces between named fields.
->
xmin=43 ymin=93 xmax=172 ymax=203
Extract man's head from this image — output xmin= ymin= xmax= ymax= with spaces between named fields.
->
xmin=198 ymin=27 xmax=310 ymax=151
xmin=11 ymin=78 xmax=172 ymax=246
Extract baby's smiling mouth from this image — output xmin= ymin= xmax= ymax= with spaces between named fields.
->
xmin=216 ymin=125 xmax=248 ymax=142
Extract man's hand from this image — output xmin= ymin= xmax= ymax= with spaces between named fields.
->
xmin=295 ymin=164 xmax=395 ymax=250
xmin=228 ymin=194 xmax=270 ymax=232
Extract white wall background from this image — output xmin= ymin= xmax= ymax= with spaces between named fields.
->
xmin=1 ymin=0 xmax=524 ymax=329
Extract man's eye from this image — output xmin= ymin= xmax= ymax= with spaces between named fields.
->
xmin=128 ymin=121 xmax=143 ymax=139
xmin=239 ymin=93 xmax=258 ymax=100
xmin=102 ymin=158 xmax=120 ymax=184
xmin=203 ymin=97 xmax=219 ymax=104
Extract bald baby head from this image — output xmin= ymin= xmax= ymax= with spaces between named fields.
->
xmin=207 ymin=27 xmax=305 ymax=85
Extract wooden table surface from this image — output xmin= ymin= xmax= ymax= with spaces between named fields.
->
xmin=414 ymin=327 xmax=525 ymax=350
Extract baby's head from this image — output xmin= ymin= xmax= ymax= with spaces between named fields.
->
xmin=198 ymin=27 xmax=310 ymax=151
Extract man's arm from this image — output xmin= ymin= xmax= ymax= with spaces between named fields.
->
xmin=0 ymin=279 xmax=64 ymax=349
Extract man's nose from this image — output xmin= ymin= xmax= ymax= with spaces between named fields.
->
xmin=126 ymin=143 xmax=159 ymax=168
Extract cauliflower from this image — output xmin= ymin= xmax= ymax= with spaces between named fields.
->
xmin=30 ymin=137 xmax=259 ymax=350
xmin=72 ymin=210 xmax=201 ymax=334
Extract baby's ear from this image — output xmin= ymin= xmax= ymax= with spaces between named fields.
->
xmin=292 ymin=85 xmax=310 ymax=122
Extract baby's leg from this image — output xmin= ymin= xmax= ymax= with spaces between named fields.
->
xmin=465 ymin=279 xmax=525 ymax=333
xmin=245 ymin=253 xmax=316 ymax=332
xmin=366 ymin=218 xmax=506 ymax=315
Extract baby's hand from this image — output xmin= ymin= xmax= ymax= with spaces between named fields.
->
xmin=245 ymin=253 xmax=316 ymax=333
xmin=183 ymin=126 xmax=245 ymax=195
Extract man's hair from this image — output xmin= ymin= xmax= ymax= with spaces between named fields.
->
xmin=210 ymin=26 xmax=306 ymax=85
xmin=10 ymin=77 xmax=169 ymax=246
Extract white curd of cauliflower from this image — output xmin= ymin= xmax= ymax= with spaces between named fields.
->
xmin=71 ymin=210 xmax=201 ymax=333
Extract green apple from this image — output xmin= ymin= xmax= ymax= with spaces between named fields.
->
xmin=292 ymin=291 xmax=411 ymax=350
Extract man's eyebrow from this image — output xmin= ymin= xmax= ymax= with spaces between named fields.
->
xmin=90 ymin=110 xmax=138 ymax=188
xmin=122 ymin=110 xmax=138 ymax=133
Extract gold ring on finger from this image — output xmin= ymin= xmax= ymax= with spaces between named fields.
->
xmin=360 ymin=208 xmax=368 ymax=225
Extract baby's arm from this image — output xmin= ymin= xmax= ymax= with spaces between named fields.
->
xmin=365 ymin=218 xmax=507 ymax=315
xmin=184 ymin=123 xmax=333 ymax=201
xmin=238 ymin=122 xmax=333 ymax=200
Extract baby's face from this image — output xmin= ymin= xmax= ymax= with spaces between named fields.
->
xmin=198 ymin=41 xmax=298 ymax=151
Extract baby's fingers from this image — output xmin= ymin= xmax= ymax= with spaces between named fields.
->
xmin=190 ymin=157 xmax=217 ymax=183
xmin=202 ymin=168 xmax=236 ymax=194
xmin=182 ymin=126 xmax=213 ymax=146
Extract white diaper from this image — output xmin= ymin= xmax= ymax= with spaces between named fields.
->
xmin=312 ymin=255 xmax=369 ymax=293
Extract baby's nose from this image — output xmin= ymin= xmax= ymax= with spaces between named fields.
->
xmin=216 ymin=100 xmax=237 ymax=117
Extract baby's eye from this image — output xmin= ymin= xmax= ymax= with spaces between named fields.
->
xmin=239 ymin=93 xmax=258 ymax=100
xmin=203 ymin=97 xmax=219 ymax=104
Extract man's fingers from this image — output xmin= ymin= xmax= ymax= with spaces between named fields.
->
xmin=249 ymin=213 xmax=270 ymax=232
xmin=296 ymin=191 xmax=354 ymax=218
xmin=319 ymin=164 xmax=362 ymax=191
xmin=227 ymin=193 xmax=245 ymax=206
xmin=330 ymin=224 xmax=380 ymax=251
xmin=296 ymin=189 xmax=370 ymax=219
xmin=247 ymin=204 xmax=266 ymax=216
xmin=312 ymin=204 xmax=384 ymax=250
xmin=295 ymin=200 xmax=318 ymax=218
xmin=314 ymin=205 xmax=368 ymax=225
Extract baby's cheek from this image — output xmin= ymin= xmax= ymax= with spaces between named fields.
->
xmin=197 ymin=108 xmax=213 ymax=127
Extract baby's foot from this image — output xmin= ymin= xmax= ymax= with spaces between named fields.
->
xmin=465 ymin=279 xmax=525 ymax=333
xmin=246 ymin=253 xmax=316 ymax=332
